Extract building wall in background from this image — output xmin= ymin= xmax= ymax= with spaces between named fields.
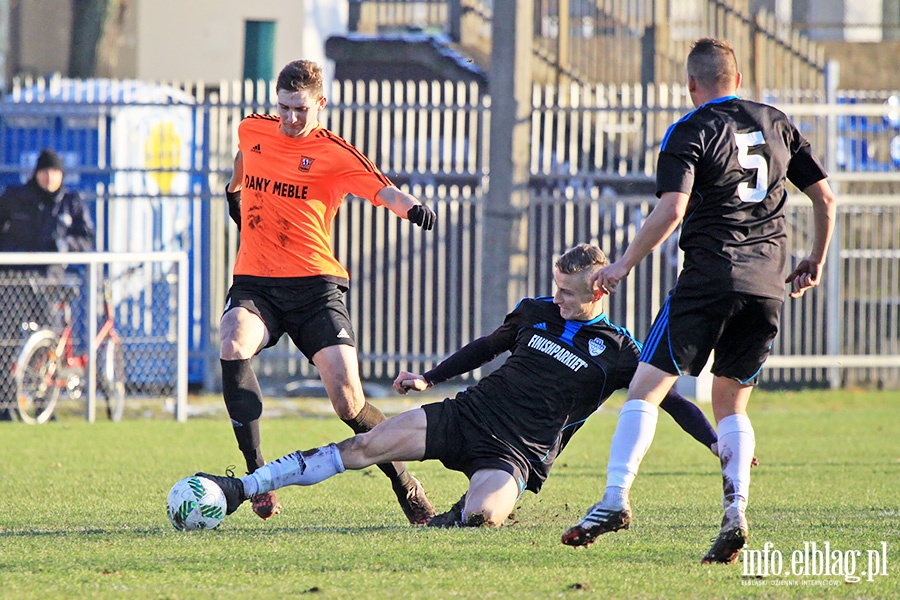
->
xmin=819 ymin=40 xmax=900 ymax=89
xmin=131 ymin=0 xmax=323 ymax=81
xmin=6 ymin=1 xmax=899 ymax=89
xmin=13 ymin=0 xmax=72 ymax=77
xmin=10 ymin=0 xmax=347 ymax=83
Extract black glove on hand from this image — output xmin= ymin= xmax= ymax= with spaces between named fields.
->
xmin=225 ymin=184 xmax=241 ymax=231
xmin=407 ymin=204 xmax=436 ymax=231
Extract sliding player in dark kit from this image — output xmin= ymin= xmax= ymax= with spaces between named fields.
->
xmin=200 ymin=244 xmax=720 ymax=527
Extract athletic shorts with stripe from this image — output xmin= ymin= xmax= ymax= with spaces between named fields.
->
xmin=639 ymin=287 xmax=782 ymax=386
xmin=422 ymin=397 xmax=529 ymax=495
xmin=223 ymin=276 xmax=356 ymax=361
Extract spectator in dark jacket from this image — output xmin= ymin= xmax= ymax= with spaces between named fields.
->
xmin=0 ymin=148 xmax=95 ymax=420
xmin=0 ymin=148 xmax=95 ymax=254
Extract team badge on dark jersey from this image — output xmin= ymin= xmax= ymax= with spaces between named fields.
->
xmin=299 ymin=156 xmax=315 ymax=172
xmin=588 ymin=338 xmax=606 ymax=356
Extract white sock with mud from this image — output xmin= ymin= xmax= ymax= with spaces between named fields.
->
xmin=602 ymin=399 xmax=659 ymax=509
xmin=240 ymin=443 xmax=345 ymax=497
xmin=716 ymin=414 xmax=754 ymax=514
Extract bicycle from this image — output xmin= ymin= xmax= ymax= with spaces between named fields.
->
xmin=14 ymin=279 xmax=125 ymax=424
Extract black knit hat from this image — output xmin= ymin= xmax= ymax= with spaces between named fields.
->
xmin=34 ymin=148 xmax=64 ymax=173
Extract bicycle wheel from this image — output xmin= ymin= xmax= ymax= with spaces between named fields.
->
xmin=15 ymin=330 xmax=63 ymax=425
xmin=96 ymin=336 xmax=125 ymax=422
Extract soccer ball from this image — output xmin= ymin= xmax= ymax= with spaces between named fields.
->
xmin=166 ymin=475 xmax=227 ymax=531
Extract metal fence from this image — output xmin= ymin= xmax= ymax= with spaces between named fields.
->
xmin=1 ymin=76 xmax=898 ymax=390
xmin=257 ymin=187 xmax=900 ymax=391
xmin=525 ymin=192 xmax=900 ymax=390
xmin=0 ymin=252 xmax=189 ymax=421
xmin=350 ymin=0 xmax=826 ymax=91
xmin=532 ymin=83 xmax=900 ymax=190
xmin=773 ymin=197 xmax=900 ymax=388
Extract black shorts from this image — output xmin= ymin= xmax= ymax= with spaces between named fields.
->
xmin=422 ymin=397 xmax=529 ymax=495
xmin=224 ymin=276 xmax=356 ymax=361
xmin=639 ymin=288 xmax=782 ymax=385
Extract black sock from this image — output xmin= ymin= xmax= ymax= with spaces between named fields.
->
xmin=342 ymin=402 xmax=413 ymax=490
xmin=221 ymin=358 xmax=265 ymax=474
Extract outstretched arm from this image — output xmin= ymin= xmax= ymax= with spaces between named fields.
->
xmin=393 ymin=326 xmax=515 ymax=394
xmin=376 ymin=186 xmax=436 ymax=230
xmin=591 ymin=192 xmax=688 ymax=295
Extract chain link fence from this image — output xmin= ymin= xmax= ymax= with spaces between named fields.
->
xmin=0 ymin=252 xmax=189 ymax=422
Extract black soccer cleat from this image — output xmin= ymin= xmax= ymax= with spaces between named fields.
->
xmin=195 ymin=471 xmax=247 ymax=515
xmin=426 ymin=493 xmax=467 ymax=528
xmin=394 ymin=476 xmax=435 ymax=526
xmin=561 ymin=503 xmax=632 ymax=547
xmin=701 ymin=528 xmax=748 ymax=564
xmin=701 ymin=513 xmax=748 ymax=564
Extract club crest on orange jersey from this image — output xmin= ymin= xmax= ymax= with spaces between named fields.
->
xmin=299 ymin=156 xmax=315 ymax=172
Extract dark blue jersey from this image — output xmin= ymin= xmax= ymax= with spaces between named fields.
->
xmin=657 ymin=96 xmax=827 ymax=299
xmin=424 ymin=297 xmax=716 ymax=492
xmin=426 ymin=297 xmax=641 ymax=491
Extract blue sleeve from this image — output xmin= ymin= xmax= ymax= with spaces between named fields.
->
xmin=659 ymin=389 xmax=717 ymax=449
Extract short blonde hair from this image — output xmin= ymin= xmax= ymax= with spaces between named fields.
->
xmin=555 ymin=244 xmax=608 ymax=274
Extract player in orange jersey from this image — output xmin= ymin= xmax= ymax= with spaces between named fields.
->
xmin=221 ymin=59 xmax=436 ymax=524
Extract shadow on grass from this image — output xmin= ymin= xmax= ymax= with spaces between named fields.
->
xmin=748 ymin=461 xmax=897 ymax=468
xmin=0 ymin=524 xmax=413 ymax=538
xmin=551 ymin=466 xmax=715 ymax=478
xmin=0 ymin=526 xmax=174 ymax=538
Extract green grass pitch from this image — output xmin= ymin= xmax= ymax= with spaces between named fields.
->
xmin=0 ymin=389 xmax=897 ymax=598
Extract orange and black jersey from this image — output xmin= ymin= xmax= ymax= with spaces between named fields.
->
xmin=234 ymin=115 xmax=393 ymax=280
xmin=657 ymin=96 xmax=827 ymax=299
xmin=422 ymin=297 xmax=715 ymax=492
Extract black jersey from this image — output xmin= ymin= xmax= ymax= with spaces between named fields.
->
xmin=425 ymin=297 xmax=641 ymax=491
xmin=657 ymin=95 xmax=827 ymax=299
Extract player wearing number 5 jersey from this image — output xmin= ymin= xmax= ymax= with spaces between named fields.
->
xmin=563 ymin=38 xmax=836 ymax=564
xmin=220 ymin=59 xmax=437 ymax=526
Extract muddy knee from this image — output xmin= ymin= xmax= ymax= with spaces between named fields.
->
xmin=464 ymin=508 xmax=505 ymax=528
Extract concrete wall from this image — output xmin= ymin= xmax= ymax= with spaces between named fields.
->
xmin=821 ymin=40 xmax=900 ymax=89
xmin=13 ymin=0 xmax=72 ymax=77
xmin=128 ymin=0 xmax=345 ymax=82
xmin=13 ymin=0 xmax=347 ymax=83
